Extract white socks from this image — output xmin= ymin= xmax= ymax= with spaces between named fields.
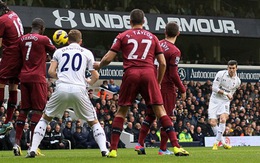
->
xmin=30 ymin=118 xmax=49 ymax=152
xmin=211 ymin=125 xmax=218 ymax=136
xmin=92 ymin=123 xmax=108 ymax=152
xmin=216 ymin=123 xmax=225 ymax=143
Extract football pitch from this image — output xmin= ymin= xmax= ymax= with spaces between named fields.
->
xmin=0 ymin=146 xmax=260 ymax=163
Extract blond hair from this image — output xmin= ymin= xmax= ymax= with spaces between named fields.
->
xmin=68 ymin=29 xmax=82 ymax=43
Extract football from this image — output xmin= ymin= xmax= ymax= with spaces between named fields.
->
xmin=52 ymin=30 xmax=68 ymax=46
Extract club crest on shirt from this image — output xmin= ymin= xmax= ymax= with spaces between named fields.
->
xmin=112 ymin=38 xmax=117 ymax=45
xmin=175 ymin=57 xmax=180 ymax=65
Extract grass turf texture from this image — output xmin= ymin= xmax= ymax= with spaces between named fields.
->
xmin=0 ymin=146 xmax=260 ymax=163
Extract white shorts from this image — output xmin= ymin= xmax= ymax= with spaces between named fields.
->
xmin=44 ymin=83 xmax=97 ymax=121
xmin=208 ymin=99 xmax=230 ymax=120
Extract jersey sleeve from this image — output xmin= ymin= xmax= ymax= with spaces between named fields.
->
xmin=237 ymin=78 xmax=241 ymax=89
xmin=154 ymin=36 xmax=163 ymax=55
xmin=86 ymin=50 xmax=95 ymax=71
xmin=169 ymin=50 xmax=181 ymax=66
xmin=212 ymin=71 xmax=223 ymax=93
xmin=44 ymin=37 xmax=56 ymax=54
xmin=170 ymin=66 xmax=186 ymax=93
xmin=0 ymin=20 xmax=5 ymax=37
xmin=168 ymin=55 xmax=186 ymax=93
xmin=110 ymin=33 xmax=122 ymax=53
xmin=52 ymin=50 xmax=60 ymax=62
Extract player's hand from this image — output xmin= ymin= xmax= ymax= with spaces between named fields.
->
xmin=227 ymin=93 xmax=233 ymax=100
xmin=181 ymin=92 xmax=186 ymax=101
xmin=93 ymin=62 xmax=100 ymax=70
xmin=85 ymin=77 xmax=91 ymax=84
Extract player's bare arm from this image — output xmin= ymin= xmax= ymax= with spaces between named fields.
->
xmin=94 ymin=50 xmax=117 ymax=70
xmin=86 ymin=70 xmax=99 ymax=86
xmin=0 ymin=38 xmax=2 ymax=47
xmin=155 ymin=53 xmax=166 ymax=85
xmin=48 ymin=60 xmax=58 ymax=79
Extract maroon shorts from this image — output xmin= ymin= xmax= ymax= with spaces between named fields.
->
xmin=118 ymin=68 xmax=163 ymax=106
xmin=0 ymin=49 xmax=22 ymax=84
xmin=20 ymin=82 xmax=48 ymax=111
xmin=161 ymin=87 xmax=176 ymax=116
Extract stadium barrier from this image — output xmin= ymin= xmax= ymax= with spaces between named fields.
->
xmin=62 ymin=139 xmax=71 ymax=150
xmin=46 ymin=62 xmax=260 ymax=83
xmin=205 ymin=136 xmax=260 ymax=147
xmin=120 ymin=131 xmax=135 ymax=148
xmin=91 ymin=62 xmax=260 ymax=85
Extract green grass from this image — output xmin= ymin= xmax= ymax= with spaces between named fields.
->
xmin=0 ymin=147 xmax=260 ymax=163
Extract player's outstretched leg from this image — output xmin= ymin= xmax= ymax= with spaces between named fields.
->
xmin=91 ymin=122 xmax=109 ymax=157
xmin=27 ymin=117 xmax=49 ymax=158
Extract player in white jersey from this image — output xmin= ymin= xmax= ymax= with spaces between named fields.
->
xmin=208 ymin=60 xmax=241 ymax=150
xmin=26 ymin=29 xmax=109 ymax=158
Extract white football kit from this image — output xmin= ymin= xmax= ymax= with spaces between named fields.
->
xmin=44 ymin=43 xmax=97 ymax=121
xmin=208 ymin=70 xmax=241 ymax=119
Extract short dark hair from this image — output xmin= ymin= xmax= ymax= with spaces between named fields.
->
xmin=130 ymin=9 xmax=144 ymax=26
xmin=68 ymin=29 xmax=82 ymax=43
xmin=228 ymin=60 xmax=238 ymax=66
xmin=0 ymin=1 xmax=9 ymax=16
xmin=32 ymin=18 xmax=45 ymax=30
xmin=165 ymin=21 xmax=179 ymax=37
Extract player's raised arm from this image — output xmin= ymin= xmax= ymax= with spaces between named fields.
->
xmin=94 ymin=50 xmax=117 ymax=70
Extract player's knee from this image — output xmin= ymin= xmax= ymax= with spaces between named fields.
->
xmin=219 ymin=117 xmax=226 ymax=123
xmin=17 ymin=110 xmax=28 ymax=120
xmin=31 ymin=110 xmax=42 ymax=115
xmin=117 ymin=107 xmax=129 ymax=117
xmin=87 ymin=119 xmax=99 ymax=127
xmin=42 ymin=113 xmax=52 ymax=122
xmin=0 ymin=84 xmax=5 ymax=88
xmin=16 ymin=120 xmax=25 ymax=126
xmin=209 ymin=119 xmax=217 ymax=126
xmin=7 ymin=102 xmax=16 ymax=108
xmin=219 ymin=114 xmax=228 ymax=123
xmin=152 ymin=105 xmax=166 ymax=118
xmin=8 ymin=84 xmax=18 ymax=90
xmin=143 ymin=115 xmax=155 ymax=127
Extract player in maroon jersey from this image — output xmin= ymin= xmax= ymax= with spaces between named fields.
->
xmin=12 ymin=18 xmax=56 ymax=156
xmin=94 ymin=9 xmax=187 ymax=158
xmin=137 ymin=22 xmax=189 ymax=156
xmin=0 ymin=1 xmax=24 ymax=135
